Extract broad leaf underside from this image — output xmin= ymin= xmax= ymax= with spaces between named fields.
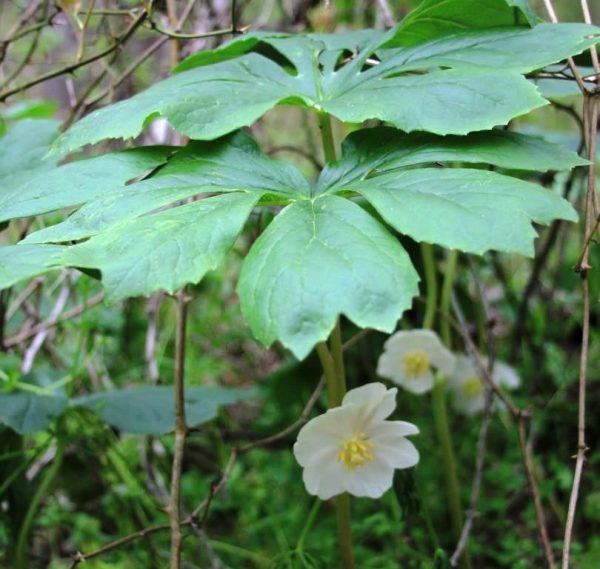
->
xmin=237 ymin=196 xmax=421 ymax=360
xmin=1 ymin=122 xmax=583 ymax=358
xmin=50 ymin=22 xmax=600 ymax=155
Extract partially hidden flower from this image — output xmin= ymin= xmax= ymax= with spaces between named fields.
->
xmin=376 ymin=329 xmax=456 ymax=394
xmin=293 ymin=383 xmax=419 ymax=500
xmin=447 ymin=355 xmax=521 ymax=416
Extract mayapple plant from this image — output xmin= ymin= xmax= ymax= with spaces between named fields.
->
xmin=1 ymin=0 xmax=599 ymax=566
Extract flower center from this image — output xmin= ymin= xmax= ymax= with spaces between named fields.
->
xmin=336 ymin=433 xmax=374 ymax=470
xmin=402 ymin=350 xmax=430 ymax=379
xmin=462 ymin=375 xmax=484 ymax=398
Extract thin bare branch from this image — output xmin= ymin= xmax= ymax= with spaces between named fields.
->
xmin=0 ymin=0 xmax=43 ymax=63
xmin=20 ymin=280 xmax=71 ymax=374
xmin=0 ymin=9 xmax=148 ymax=102
xmin=562 ymin=93 xmax=598 ymax=569
xmin=169 ymin=289 xmax=191 ymax=569
xmin=5 ymin=292 xmax=104 ymax=348
xmin=541 ymin=0 xmax=590 ymax=93
xmin=580 ymin=0 xmax=600 ymax=80
xmin=451 ymin=293 xmax=556 ymax=569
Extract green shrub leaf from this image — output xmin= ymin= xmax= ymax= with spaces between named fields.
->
xmin=74 ymin=386 xmax=255 ymax=434
xmin=0 ymin=392 xmax=68 ymax=434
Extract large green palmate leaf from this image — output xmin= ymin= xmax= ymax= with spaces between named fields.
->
xmin=316 ymin=127 xmax=588 ymax=193
xmin=315 ymin=127 xmax=580 ymax=256
xmin=1 ymin=128 xmax=584 ymax=358
xmin=21 ymin=132 xmax=307 ymax=243
xmin=237 ymin=195 xmax=421 ymax=360
xmin=61 ymin=192 xmax=261 ymax=304
xmin=0 ymin=385 xmax=254 ymax=434
xmin=50 ymin=17 xmax=600 ymax=155
xmin=2 ymin=133 xmax=305 ymax=300
xmin=348 ymin=168 xmax=576 ymax=256
xmin=0 ymin=119 xmax=61 ymax=197
xmin=0 ymin=244 xmax=67 ymax=289
xmin=390 ymin=0 xmax=536 ymax=45
xmin=0 ymin=146 xmax=173 ymax=223
xmin=74 ymin=386 xmax=255 ymax=435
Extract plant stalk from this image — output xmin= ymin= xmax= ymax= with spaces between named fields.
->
xmin=169 ymin=289 xmax=190 ymax=569
xmin=315 ymin=112 xmax=355 ymax=569
xmin=318 ymin=111 xmax=337 ymax=163
xmin=440 ymin=250 xmax=458 ymax=348
xmin=427 ymin=248 xmax=471 ymax=569
xmin=431 ymin=377 xmax=465 ymax=551
xmin=314 ymin=330 xmax=356 ymax=569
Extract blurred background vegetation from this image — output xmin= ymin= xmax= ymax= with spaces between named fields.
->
xmin=0 ymin=1 xmax=598 ymax=568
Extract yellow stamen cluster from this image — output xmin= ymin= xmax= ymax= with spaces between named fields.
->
xmin=402 ymin=350 xmax=431 ymax=379
xmin=462 ymin=375 xmax=484 ymax=398
xmin=336 ymin=433 xmax=375 ymax=470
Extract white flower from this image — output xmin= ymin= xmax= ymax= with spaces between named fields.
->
xmin=293 ymin=383 xmax=419 ymax=500
xmin=376 ymin=329 xmax=456 ymax=394
xmin=447 ymin=355 xmax=521 ymax=416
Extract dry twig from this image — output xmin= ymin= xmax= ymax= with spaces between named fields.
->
xmin=451 ymin=294 xmax=556 ymax=569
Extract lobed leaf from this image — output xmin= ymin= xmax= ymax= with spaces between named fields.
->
xmin=0 ymin=146 xmax=173 ymax=223
xmin=50 ymin=23 xmax=599 ymax=155
xmin=60 ymin=192 xmax=260 ymax=303
xmin=350 ymin=168 xmax=577 ymax=256
xmin=0 ymin=119 xmax=61 ymax=197
xmin=389 ymin=0 xmax=534 ymax=47
xmin=317 ymin=127 xmax=588 ymax=193
xmin=25 ymin=132 xmax=307 ymax=244
xmin=237 ymin=195 xmax=420 ymax=359
xmin=0 ymin=244 xmax=67 ymax=290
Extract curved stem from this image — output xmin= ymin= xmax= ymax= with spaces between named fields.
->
xmin=330 ymin=320 xmax=347 ymax=406
xmin=296 ymin=499 xmax=322 ymax=552
xmin=315 ymin=325 xmax=356 ymax=569
xmin=335 ymin=493 xmax=355 ymax=569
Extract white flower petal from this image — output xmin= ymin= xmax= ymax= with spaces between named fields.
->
xmin=377 ymin=330 xmax=454 ymax=394
xmin=342 ymin=382 xmax=398 ymax=425
xmin=303 ymin=455 xmax=346 ymax=500
xmin=293 ymin=381 xmax=420 ymax=500
xmin=453 ymin=395 xmax=485 ymax=416
xmin=343 ymin=458 xmax=394 ymax=498
xmin=376 ymin=438 xmax=420 ymax=469
xmin=447 ymin=354 xmax=521 ymax=416
xmin=296 ymin=405 xmax=359 ymax=444
xmin=376 ymin=350 xmax=408 ymax=384
xmin=494 ymin=361 xmax=521 ymax=389
xmin=398 ymin=370 xmax=434 ymax=395
xmin=368 ymin=420 xmax=419 ymax=439
xmin=425 ymin=344 xmax=456 ymax=375
xmin=447 ymin=354 xmax=474 ymax=388
xmin=342 ymin=382 xmax=387 ymax=409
